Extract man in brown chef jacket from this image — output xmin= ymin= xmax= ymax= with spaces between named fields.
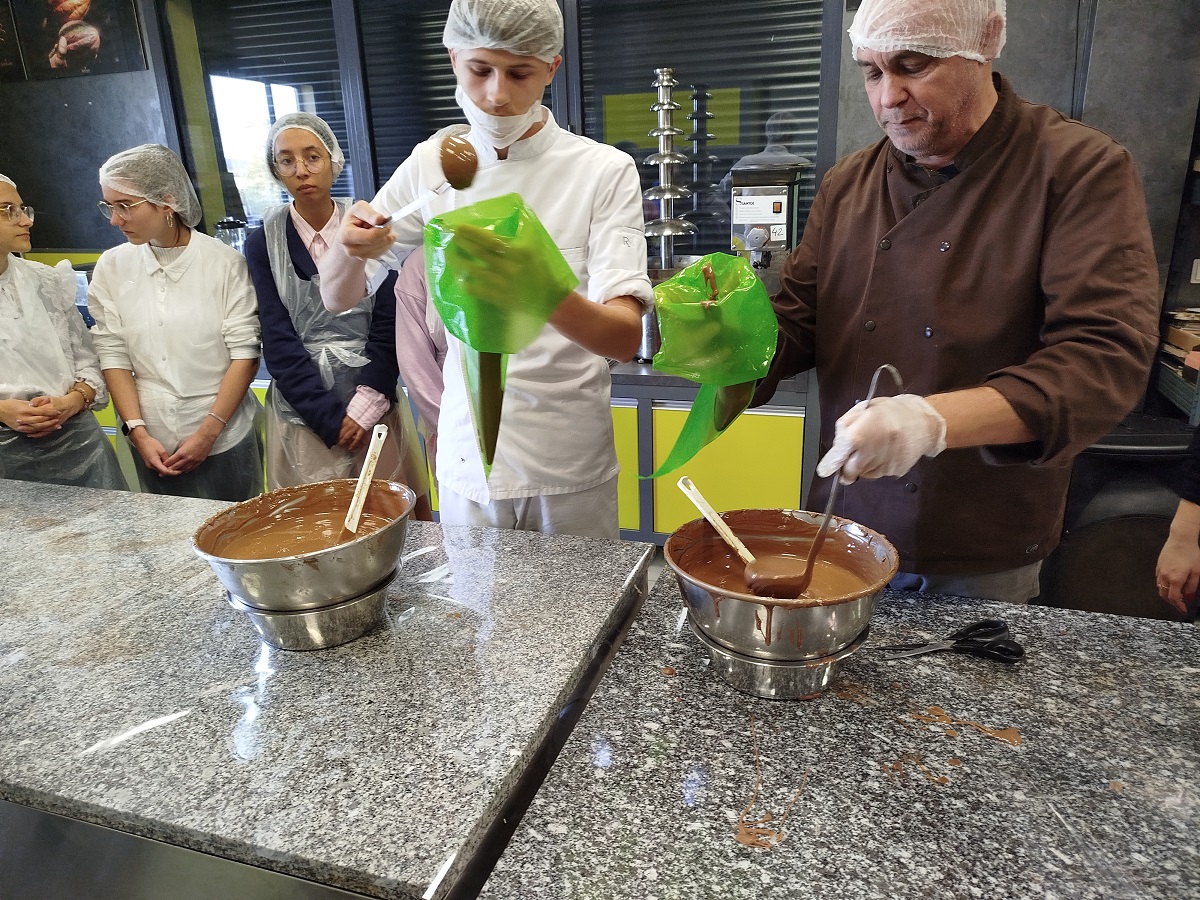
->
xmin=753 ymin=0 xmax=1160 ymax=603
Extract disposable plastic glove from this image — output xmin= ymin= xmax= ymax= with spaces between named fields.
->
xmin=450 ymin=221 xmax=573 ymax=318
xmin=816 ymin=393 xmax=947 ymax=483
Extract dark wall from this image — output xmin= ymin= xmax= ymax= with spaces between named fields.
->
xmin=0 ymin=69 xmax=169 ymax=250
xmin=835 ymin=0 xmax=1200 ymax=288
xmin=1083 ymin=0 xmax=1200 ymax=299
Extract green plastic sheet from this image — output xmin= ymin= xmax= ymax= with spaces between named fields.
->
xmin=425 ymin=194 xmax=579 ymax=474
xmin=647 ymin=253 xmax=778 ymax=479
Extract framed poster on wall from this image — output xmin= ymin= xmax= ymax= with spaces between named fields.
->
xmin=13 ymin=0 xmax=146 ymax=80
xmin=0 ymin=1 xmax=25 ymax=82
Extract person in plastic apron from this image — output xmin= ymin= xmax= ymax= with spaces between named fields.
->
xmin=0 ymin=173 xmax=125 ymax=490
xmin=88 ymin=144 xmax=264 ymax=502
xmin=246 ymin=113 xmax=432 ymax=517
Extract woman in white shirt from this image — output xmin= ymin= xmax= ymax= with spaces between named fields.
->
xmin=88 ymin=144 xmax=264 ymax=501
xmin=0 ymin=174 xmax=124 ymax=490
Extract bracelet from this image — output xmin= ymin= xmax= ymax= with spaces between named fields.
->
xmin=207 ymin=411 xmax=228 ymax=426
xmin=69 ymin=385 xmax=92 ymax=405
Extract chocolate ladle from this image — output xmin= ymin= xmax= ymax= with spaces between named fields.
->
xmin=376 ymin=134 xmax=478 ymax=226
xmin=746 ymin=364 xmax=903 ymax=599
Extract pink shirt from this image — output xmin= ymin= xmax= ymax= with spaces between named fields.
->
xmin=288 ymin=204 xmax=340 ymax=265
xmin=393 ymin=249 xmax=446 ymax=440
xmin=290 ymin=203 xmax=390 ymax=430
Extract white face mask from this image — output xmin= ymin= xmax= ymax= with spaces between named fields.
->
xmin=455 ymin=85 xmax=545 ymax=149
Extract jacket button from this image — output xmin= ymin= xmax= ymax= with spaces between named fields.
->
xmin=939 ymin=242 xmax=951 ymax=252
xmin=924 ymin=327 xmax=933 ymax=338
xmin=879 ymin=239 xmax=891 ymax=250
xmin=914 ymin=197 xmax=924 ymax=207
xmin=864 ymin=320 xmax=876 ymax=332
xmin=905 ymin=482 xmax=918 ymax=493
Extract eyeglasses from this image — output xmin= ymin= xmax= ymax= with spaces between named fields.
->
xmin=0 ymin=204 xmax=34 ymax=224
xmin=97 ymin=198 xmax=150 ymax=221
xmin=273 ymin=152 xmax=329 ymax=177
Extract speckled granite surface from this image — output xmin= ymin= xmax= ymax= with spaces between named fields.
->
xmin=0 ymin=479 xmax=652 ymax=899
xmin=481 ymin=573 xmax=1200 ymax=900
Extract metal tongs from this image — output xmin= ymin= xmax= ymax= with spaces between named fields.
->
xmin=875 ymin=618 xmax=1025 ymax=664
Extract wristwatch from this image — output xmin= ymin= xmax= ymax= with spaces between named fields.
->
xmin=120 ymin=419 xmax=146 ymax=436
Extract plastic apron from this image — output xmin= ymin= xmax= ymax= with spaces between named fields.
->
xmin=0 ymin=259 xmax=124 ymax=490
xmin=262 ymin=202 xmax=427 ymax=495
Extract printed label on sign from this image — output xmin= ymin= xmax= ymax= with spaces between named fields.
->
xmin=732 ymin=194 xmax=789 ymax=225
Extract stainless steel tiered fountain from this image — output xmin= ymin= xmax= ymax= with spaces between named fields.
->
xmin=643 ymin=67 xmax=697 ymax=270
xmin=681 ymin=83 xmax=723 ymax=229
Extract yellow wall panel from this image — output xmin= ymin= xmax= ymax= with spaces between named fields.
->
xmin=24 ymin=252 xmax=103 ymax=266
xmin=612 ymin=403 xmax=639 ymax=531
xmin=93 ymin=400 xmax=116 ymax=429
xmin=652 ymin=406 xmax=803 ymax=534
xmin=602 ymin=87 xmax=740 ymax=149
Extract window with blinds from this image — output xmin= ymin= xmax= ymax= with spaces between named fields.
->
xmin=358 ymin=0 xmax=457 ymax=191
xmin=178 ymin=0 xmax=826 ymax=243
xmin=188 ymin=0 xmax=351 ymax=225
xmin=578 ymin=0 xmax=825 ymax=254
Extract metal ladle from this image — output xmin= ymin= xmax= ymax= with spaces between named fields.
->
xmin=745 ymin=364 xmax=904 ymax=599
xmin=376 ymin=134 xmax=478 ymax=226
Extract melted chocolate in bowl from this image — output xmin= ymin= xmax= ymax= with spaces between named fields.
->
xmin=218 ymin=509 xmax=392 ymax=560
xmin=195 ymin=480 xmax=411 ymax=561
xmin=665 ymin=509 xmax=899 ymax=662
xmin=688 ymin=546 xmax=871 ymax=600
xmin=669 ymin=510 xmax=884 ymax=603
xmin=193 ymin=479 xmax=416 ymax=613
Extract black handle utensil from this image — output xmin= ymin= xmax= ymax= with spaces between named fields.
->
xmin=875 ymin=618 xmax=1025 ymax=664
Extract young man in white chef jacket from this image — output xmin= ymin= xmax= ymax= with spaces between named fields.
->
xmin=319 ymin=0 xmax=652 ymax=540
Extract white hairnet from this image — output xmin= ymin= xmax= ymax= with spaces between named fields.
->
xmin=99 ymin=144 xmax=203 ymax=228
xmin=267 ymin=112 xmax=345 ymax=182
xmin=849 ymin=0 xmax=1006 ymax=63
xmin=442 ymin=0 xmax=563 ymax=63
xmin=0 ymin=174 xmax=15 ymax=189
xmin=765 ymin=112 xmax=802 ymax=146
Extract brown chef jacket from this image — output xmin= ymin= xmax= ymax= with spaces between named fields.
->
xmin=760 ymin=73 xmax=1159 ymax=575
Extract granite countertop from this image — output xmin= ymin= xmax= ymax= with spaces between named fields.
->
xmin=482 ymin=573 xmax=1200 ymax=899
xmin=0 ymin=479 xmax=653 ymax=899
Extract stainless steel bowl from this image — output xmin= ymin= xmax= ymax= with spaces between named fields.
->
xmin=665 ymin=509 xmax=898 ymax=661
xmin=227 ymin=571 xmax=396 ymax=651
xmin=193 ymin=479 xmax=415 ymax=611
xmin=692 ymin=620 xmax=869 ymax=700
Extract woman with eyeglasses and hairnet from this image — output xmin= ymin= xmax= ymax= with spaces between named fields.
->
xmin=245 ymin=113 xmax=431 ymax=516
xmin=320 ymin=0 xmax=653 ymax=539
xmin=88 ymin=144 xmax=264 ymax=501
xmin=0 ymin=174 xmax=125 ymax=490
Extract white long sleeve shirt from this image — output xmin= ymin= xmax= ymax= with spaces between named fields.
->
xmin=88 ymin=232 xmax=260 ymax=454
xmin=0 ymin=256 xmax=107 ymax=406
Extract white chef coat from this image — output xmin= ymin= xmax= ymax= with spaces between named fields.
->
xmin=371 ymin=110 xmax=654 ymax=503
xmin=88 ymin=232 xmax=261 ymax=455
xmin=0 ymin=255 xmax=107 ymax=406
